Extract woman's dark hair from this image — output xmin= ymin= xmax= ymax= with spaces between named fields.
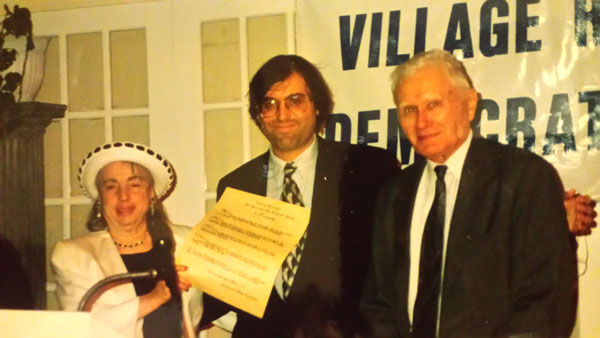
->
xmin=248 ymin=54 xmax=334 ymax=132
xmin=86 ymin=162 xmax=175 ymax=252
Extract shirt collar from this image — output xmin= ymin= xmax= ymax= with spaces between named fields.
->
xmin=425 ymin=130 xmax=473 ymax=179
xmin=268 ymin=134 xmax=318 ymax=175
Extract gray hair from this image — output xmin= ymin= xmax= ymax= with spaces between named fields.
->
xmin=390 ymin=49 xmax=474 ymax=103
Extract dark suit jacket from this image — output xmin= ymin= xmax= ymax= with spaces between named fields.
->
xmin=361 ymin=137 xmax=577 ymax=338
xmin=201 ymin=137 xmax=399 ymax=337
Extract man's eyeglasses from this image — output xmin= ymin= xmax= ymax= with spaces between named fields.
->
xmin=259 ymin=93 xmax=311 ymax=117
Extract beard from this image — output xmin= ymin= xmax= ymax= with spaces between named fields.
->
xmin=263 ymin=128 xmax=315 ymax=159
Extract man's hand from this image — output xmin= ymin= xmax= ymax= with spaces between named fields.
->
xmin=564 ymin=189 xmax=597 ymax=236
xmin=176 ymin=264 xmax=192 ymax=292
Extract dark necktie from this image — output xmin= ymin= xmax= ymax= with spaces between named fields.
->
xmin=413 ymin=165 xmax=447 ymax=338
xmin=280 ymin=162 xmax=307 ymax=299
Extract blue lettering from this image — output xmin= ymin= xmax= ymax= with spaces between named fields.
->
xmin=474 ymin=98 xmax=500 ymax=142
xmin=325 ymin=113 xmax=352 ymax=143
xmin=480 ymin=0 xmax=509 ymax=56
xmin=579 ymin=90 xmax=600 ymax=150
xmin=386 ymin=10 xmax=410 ymax=66
xmin=369 ymin=13 xmax=383 ymax=68
xmin=506 ymin=97 xmax=536 ymax=150
xmin=575 ymin=0 xmax=600 ymax=46
xmin=358 ymin=110 xmax=380 ymax=145
xmin=444 ymin=3 xmax=474 ymax=57
xmin=542 ymin=94 xmax=576 ymax=155
xmin=339 ymin=14 xmax=367 ymax=70
xmin=516 ymin=0 xmax=541 ymax=52
xmin=414 ymin=8 xmax=428 ymax=54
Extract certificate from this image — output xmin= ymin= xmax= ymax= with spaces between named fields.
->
xmin=176 ymin=187 xmax=310 ymax=318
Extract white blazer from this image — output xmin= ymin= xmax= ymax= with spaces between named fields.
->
xmin=51 ymin=226 xmax=202 ymax=338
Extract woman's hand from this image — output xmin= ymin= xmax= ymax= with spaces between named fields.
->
xmin=176 ymin=264 xmax=192 ymax=292
xmin=138 ymin=280 xmax=171 ymax=319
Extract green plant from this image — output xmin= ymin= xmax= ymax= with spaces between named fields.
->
xmin=0 ymin=4 xmax=34 ymax=111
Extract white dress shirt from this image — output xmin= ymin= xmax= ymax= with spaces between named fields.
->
xmin=266 ymin=135 xmax=317 ymax=297
xmin=408 ymin=131 xmax=473 ymax=334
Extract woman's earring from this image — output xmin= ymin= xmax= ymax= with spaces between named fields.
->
xmin=96 ymin=201 xmax=102 ymax=218
xmin=150 ymin=198 xmax=156 ymax=216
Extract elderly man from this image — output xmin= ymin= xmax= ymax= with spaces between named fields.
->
xmin=199 ymin=55 xmax=399 ymax=337
xmin=361 ymin=49 xmax=578 ymax=338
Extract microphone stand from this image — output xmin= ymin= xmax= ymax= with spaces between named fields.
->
xmin=77 ymin=269 xmax=158 ymax=312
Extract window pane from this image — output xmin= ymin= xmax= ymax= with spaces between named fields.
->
xmin=206 ymin=199 xmax=216 ymax=213
xmin=247 ymin=15 xmax=287 ymax=78
xmin=44 ymin=121 xmax=63 ymax=198
xmin=205 ymin=109 xmax=243 ymax=191
xmin=71 ymin=204 xmax=92 ymax=238
xmin=202 ymin=19 xmax=240 ymax=103
xmin=110 ymin=29 xmax=149 ymax=109
xmin=47 ymin=291 xmax=59 ymax=310
xmin=67 ymin=32 xmax=104 ymax=112
xmin=37 ymin=36 xmax=60 ymax=104
xmin=45 ymin=206 xmax=63 ymax=284
xmin=113 ymin=116 xmax=149 ymax=144
xmin=69 ymin=118 xmax=105 ymax=196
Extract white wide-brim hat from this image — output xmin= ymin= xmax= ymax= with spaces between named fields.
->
xmin=78 ymin=141 xmax=175 ymax=200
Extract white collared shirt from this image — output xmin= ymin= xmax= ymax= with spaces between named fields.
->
xmin=266 ymin=135 xmax=318 ymax=297
xmin=408 ymin=131 xmax=473 ymax=334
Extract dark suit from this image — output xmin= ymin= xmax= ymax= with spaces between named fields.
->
xmin=201 ymin=137 xmax=399 ymax=337
xmin=362 ymin=137 xmax=577 ymax=338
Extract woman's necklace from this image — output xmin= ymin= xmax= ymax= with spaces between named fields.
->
xmin=112 ymin=231 xmax=149 ymax=248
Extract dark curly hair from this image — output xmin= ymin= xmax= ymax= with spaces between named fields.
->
xmin=248 ymin=55 xmax=334 ymax=132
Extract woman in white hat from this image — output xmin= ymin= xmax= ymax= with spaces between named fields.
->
xmin=51 ymin=141 xmax=199 ymax=338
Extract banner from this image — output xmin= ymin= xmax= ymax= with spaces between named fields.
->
xmin=297 ymin=1 xmax=599 ymax=336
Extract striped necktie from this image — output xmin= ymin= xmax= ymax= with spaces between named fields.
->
xmin=280 ymin=162 xmax=307 ymax=299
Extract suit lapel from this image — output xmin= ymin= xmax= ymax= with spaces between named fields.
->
xmin=92 ymin=231 xmax=137 ymax=303
xmin=249 ymin=151 xmax=269 ymax=196
xmin=311 ymin=138 xmax=342 ymax=224
xmin=217 ymin=150 xmax=269 ymax=200
xmin=292 ymin=137 xmax=343 ymax=294
xmin=397 ymin=159 xmax=425 ymax=237
xmin=397 ymin=159 xmax=426 ymax=335
xmin=442 ymin=138 xmax=498 ymax=294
